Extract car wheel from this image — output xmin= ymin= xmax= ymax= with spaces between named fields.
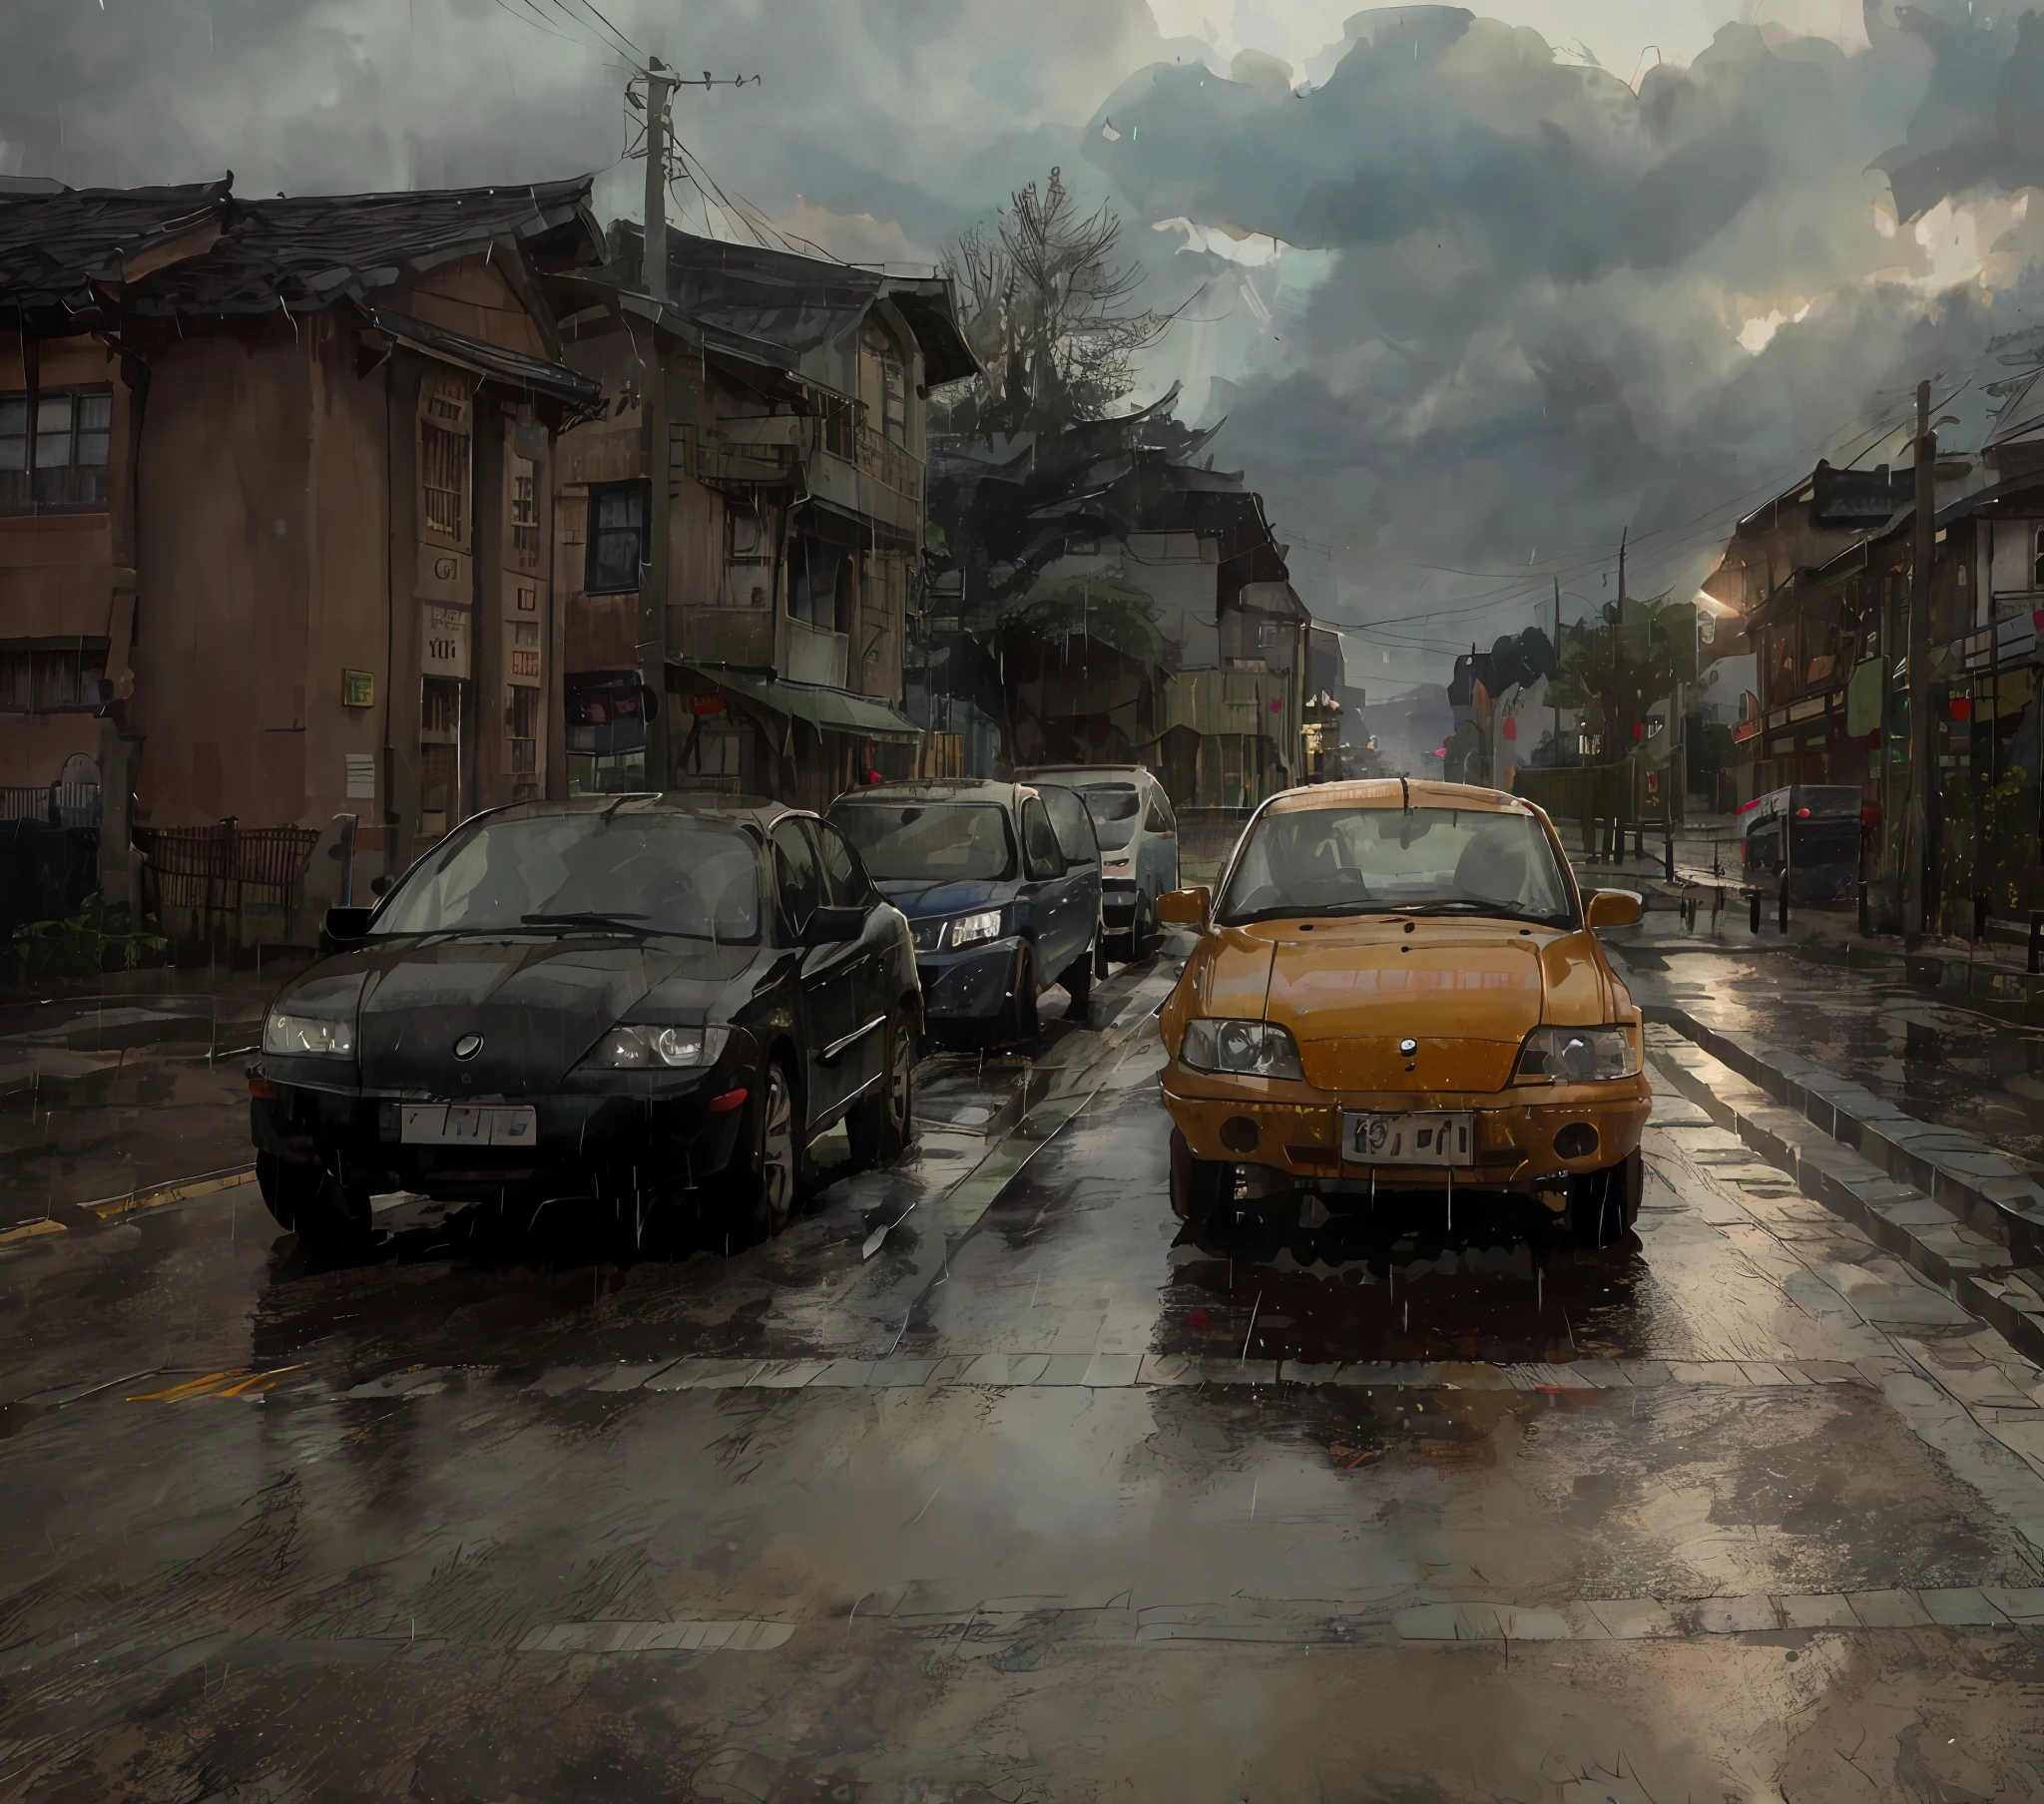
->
xmin=998 ymin=941 xmax=1040 ymax=1046
xmin=1569 ymin=1149 xmax=1642 ymax=1248
xmin=733 ymin=1060 xmax=798 ymax=1243
xmin=848 ymin=1007 xmax=918 ymax=1167
xmin=256 ymin=1151 xmax=373 ymax=1259
xmin=1133 ymin=888 xmax=1161 ymax=957
xmin=1060 ymin=936 xmax=1094 ymax=1016
xmin=1169 ymin=1128 xmax=1229 ymax=1224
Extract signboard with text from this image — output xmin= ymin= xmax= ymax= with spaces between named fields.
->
xmin=422 ymin=604 xmax=471 ymax=678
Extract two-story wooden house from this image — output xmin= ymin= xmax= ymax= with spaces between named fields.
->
xmin=0 ymin=177 xmax=605 ymax=923
xmin=546 ymin=227 xmax=975 ymax=809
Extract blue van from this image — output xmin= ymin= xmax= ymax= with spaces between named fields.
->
xmin=827 ymin=779 xmax=1103 ymax=1045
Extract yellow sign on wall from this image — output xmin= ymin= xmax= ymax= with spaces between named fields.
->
xmin=341 ymin=669 xmax=374 ymax=708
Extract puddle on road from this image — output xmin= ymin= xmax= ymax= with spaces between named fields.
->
xmin=1161 ymin=1203 xmax=1645 ymax=1369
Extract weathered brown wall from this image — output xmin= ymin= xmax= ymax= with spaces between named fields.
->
xmin=405 ymin=256 xmax=549 ymax=359
xmin=133 ymin=322 xmax=315 ymax=826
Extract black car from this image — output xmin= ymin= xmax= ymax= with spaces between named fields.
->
xmin=826 ymin=778 xmax=1103 ymax=1046
xmin=249 ymin=793 xmax=920 ymax=1257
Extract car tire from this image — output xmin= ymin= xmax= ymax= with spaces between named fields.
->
xmin=998 ymin=941 xmax=1040 ymax=1046
xmin=256 ymin=1151 xmax=373 ymax=1259
xmin=1133 ymin=888 xmax=1161 ymax=957
xmin=1060 ymin=936 xmax=1094 ymax=1016
xmin=729 ymin=1059 xmax=799 ymax=1244
xmin=848 ymin=1007 xmax=917 ymax=1167
xmin=1569 ymin=1149 xmax=1642 ymax=1248
xmin=1169 ymin=1128 xmax=1229 ymax=1224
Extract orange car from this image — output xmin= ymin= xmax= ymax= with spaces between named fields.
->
xmin=1157 ymin=779 xmax=1649 ymax=1244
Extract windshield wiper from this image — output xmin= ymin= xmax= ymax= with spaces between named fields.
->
xmin=520 ymin=911 xmax=651 ymax=932
xmin=1387 ymin=901 xmax=1569 ymax=926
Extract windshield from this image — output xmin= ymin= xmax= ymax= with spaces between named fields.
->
xmin=1215 ymin=805 xmax=1575 ymax=926
xmin=829 ymin=801 xmax=1015 ymax=883
xmin=1078 ymin=783 xmax=1141 ymax=851
xmin=371 ymin=813 xmax=761 ymax=940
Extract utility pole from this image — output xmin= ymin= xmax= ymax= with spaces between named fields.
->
xmin=637 ymin=59 xmax=675 ymax=789
xmin=1552 ymin=576 xmax=1563 ymax=767
xmin=1904 ymin=379 xmax=1934 ymax=947
xmin=1615 ymin=528 xmax=1628 ymax=848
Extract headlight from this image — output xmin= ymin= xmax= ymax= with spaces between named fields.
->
xmin=263 ymin=1012 xmax=354 ymax=1058
xmin=1179 ymin=1017 xmax=1303 ymax=1081
xmin=946 ymin=909 xmax=1003 ymax=949
xmin=1515 ymin=1025 xmax=1639 ymax=1083
xmin=588 ymin=1025 xmax=731 ymax=1070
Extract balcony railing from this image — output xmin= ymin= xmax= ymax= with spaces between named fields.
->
xmin=784 ymin=616 xmax=849 ymax=688
xmin=674 ymin=414 xmax=924 ymax=511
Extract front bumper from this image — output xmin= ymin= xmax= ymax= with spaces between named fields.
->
xmin=250 ymin=1061 xmax=756 ymax=1204
xmin=915 ymin=934 xmax=1021 ymax=1024
xmin=1161 ymin=1062 xmax=1650 ymax=1190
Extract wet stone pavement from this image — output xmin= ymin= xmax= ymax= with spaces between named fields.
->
xmin=6 ymin=945 xmax=2044 ymax=1799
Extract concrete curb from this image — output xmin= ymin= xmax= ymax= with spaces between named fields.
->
xmin=1642 ymin=1001 xmax=2044 ymax=1261
xmin=1645 ymin=1029 xmax=2044 ymax=1373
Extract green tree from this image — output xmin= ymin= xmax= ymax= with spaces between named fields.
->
xmin=1550 ymin=594 xmax=1694 ymax=761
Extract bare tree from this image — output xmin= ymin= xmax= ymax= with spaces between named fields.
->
xmin=938 ymin=168 xmax=1168 ymax=437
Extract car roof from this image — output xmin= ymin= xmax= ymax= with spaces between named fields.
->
xmin=1264 ymin=779 xmax=1534 ymax=816
xmin=1017 ymin=765 xmax=1153 ymax=789
xmin=481 ymin=791 xmax=798 ymax=828
xmin=833 ymin=778 xmax=1019 ymax=806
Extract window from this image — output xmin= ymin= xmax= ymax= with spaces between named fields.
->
xmin=0 ymin=645 xmax=109 ymax=712
xmin=1037 ymin=785 xmax=1099 ymax=868
xmin=417 ymin=374 xmax=471 ymax=547
xmin=1020 ymin=796 xmax=1065 ymax=880
xmin=809 ymin=818 xmax=873 ymax=908
xmin=2032 ymin=525 xmax=2044 ymax=591
xmin=510 ymin=455 xmax=539 ymax=568
xmin=1144 ymin=787 xmax=1175 ymax=835
xmin=857 ymin=324 xmax=908 ymax=447
xmin=728 ymin=502 xmax=766 ymax=562
xmin=510 ymin=619 xmax=541 ymax=680
xmin=506 ymin=684 xmax=541 ymax=774
xmin=770 ymin=817 xmax=821 ymax=936
xmin=585 ymin=482 xmax=647 ymax=594
xmin=0 ymin=388 xmax=111 ymax=512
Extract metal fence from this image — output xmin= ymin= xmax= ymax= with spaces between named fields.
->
xmin=0 ymin=783 xmax=102 ymax=829
xmin=134 ymin=822 xmax=320 ymax=928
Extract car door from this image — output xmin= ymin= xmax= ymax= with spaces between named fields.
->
xmin=1033 ymin=787 xmax=1098 ymax=978
xmin=807 ymin=815 xmax=890 ymax=1106
xmin=1016 ymin=792 xmax=1074 ymax=978
xmin=769 ymin=815 xmax=860 ymax=1129
xmin=1144 ymin=779 xmax=1180 ymax=897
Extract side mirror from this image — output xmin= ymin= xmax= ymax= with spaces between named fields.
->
xmin=1585 ymin=889 xmax=1644 ymax=929
xmin=801 ymin=904 xmax=867 ymax=946
xmin=323 ymin=906 xmax=373 ymax=945
xmin=1156 ymin=886 xmax=1210 ymax=927
xmin=370 ymin=875 xmax=394 ymax=897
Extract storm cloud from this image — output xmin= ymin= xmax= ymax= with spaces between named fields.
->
xmin=9 ymin=0 xmax=2044 ymax=677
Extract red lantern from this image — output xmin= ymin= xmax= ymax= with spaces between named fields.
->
xmin=1631 ymin=720 xmax=1644 ymax=740
xmin=1949 ymin=695 xmax=1972 ymax=721
xmin=1501 ymin=716 xmax=1518 ymax=741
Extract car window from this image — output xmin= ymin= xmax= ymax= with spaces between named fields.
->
xmin=370 ymin=812 xmax=760 ymax=941
xmin=1075 ymin=781 xmax=1142 ymax=851
xmin=770 ymin=817 xmax=821 ymax=936
xmin=828 ymin=800 xmax=1015 ymax=882
xmin=1145 ymin=787 xmax=1174 ymax=834
xmin=1020 ymin=796 xmax=1065 ymax=880
xmin=1038 ymin=785 xmax=1099 ymax=868
xmin=809 ymin=818 xmax=873 ymax=907
xmin=1215 ymin=805 xmax=1574 ymax=926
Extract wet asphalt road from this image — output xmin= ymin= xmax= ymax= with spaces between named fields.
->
xmin=7 ymin=946 xmax=2044 ymax=1799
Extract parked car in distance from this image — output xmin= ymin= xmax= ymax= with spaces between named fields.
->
xmin=249 ymin=793 xmax=920 ymax=1259
xmin=1740 ymin=784 xmax=1863 ymax=904
xmin=827 ymin=778 xmax=1103 ymax=1047
xmin=1155 ymin=779 xmax=1650 ymax=1245
xmin=1018 ymin=764 xmax=1179 ymax=959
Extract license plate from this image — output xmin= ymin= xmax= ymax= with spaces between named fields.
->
xmin=400 ymin=1104 xmax=537 ymax=1147
xmin=1341 ymin=1111 xmax=1474 ymax=1166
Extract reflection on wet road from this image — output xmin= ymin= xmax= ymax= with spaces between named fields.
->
xmin=5 ymin=946 xmax=2044 ymax=1799
xmin=1624 ymin=933 xmax=2044 ymax=1166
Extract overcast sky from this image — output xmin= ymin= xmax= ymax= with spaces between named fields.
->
xmin=7 ymin=0 xmax=2044 ymax=692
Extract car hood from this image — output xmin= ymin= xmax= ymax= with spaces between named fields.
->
xmin=1168 ymin=915 xmax=1611 ymax=1094
xmin=279 ymin=935 xmax=755 ymax=1095
xmin=871 ymin=877 xmax=1016 ymax=921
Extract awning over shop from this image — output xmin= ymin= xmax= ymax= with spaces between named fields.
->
xmin=671 ymin=662 xmax=923 ymax=743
